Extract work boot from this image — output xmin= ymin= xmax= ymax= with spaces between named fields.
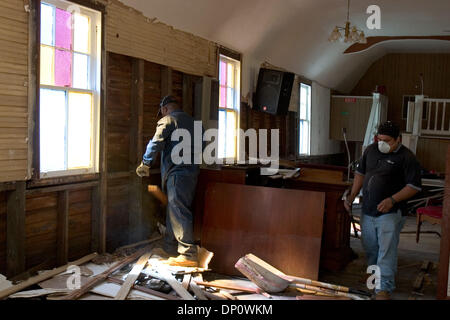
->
xmin=375 ymin=291 xmax=391 ymax=300
xmin=164 ymin=255 xmax=198 ymax=267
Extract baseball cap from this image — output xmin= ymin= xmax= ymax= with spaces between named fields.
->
xmin=157 ymin=95 xmax=177 ymax=116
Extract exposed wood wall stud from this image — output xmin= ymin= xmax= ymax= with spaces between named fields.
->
xmin=6 ymin=181 xmax=26 ymax=277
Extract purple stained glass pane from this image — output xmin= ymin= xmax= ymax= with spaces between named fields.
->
xmin=55 ymin=49 xmax=72 ymax=87
xmin=220 ymin=61 xmax=227 ymax=86
xmin=220 ymin=85 xmax=226 ymax=108
xmin=55 ymin=8 xmax=72 ymax=50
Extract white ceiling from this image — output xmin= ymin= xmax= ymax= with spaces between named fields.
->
xmin=119 ymin=0 xmax=450 ymax=93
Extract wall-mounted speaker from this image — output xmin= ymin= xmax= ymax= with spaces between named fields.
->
xmin=254 ymin=68 xmax=295 ymax=116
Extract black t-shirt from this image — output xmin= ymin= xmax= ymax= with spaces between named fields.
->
xmin=355 ymin=143 xmax=422 ymax=217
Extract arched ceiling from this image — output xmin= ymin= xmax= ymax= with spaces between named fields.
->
xmin=119 ymin=0 xmax=450 ymax=93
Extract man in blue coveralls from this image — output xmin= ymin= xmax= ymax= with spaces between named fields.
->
xmin=344 ymin=121 xmax=422 ymax=300
xmin=136 ymin=95 xmax=200 ymax=267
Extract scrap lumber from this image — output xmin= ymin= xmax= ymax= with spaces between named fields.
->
xmin=236 ymin=254 xmax=370 ymax=298
xmin=148 ymin=185 xmax=168 ymax=206
xmin=203 ymin=291 xmax=227 ymax=300
xmin=107 ymin=277 xmax=180 ymax=300
xmin=182 ymin=274 xmax=192 ymax=290
xmin=146 ymin=270 xmax=195 ymax=300
xmin=9 ymin=288 xmax=71 ymax=299
xmin=189 ymin=274 xmax=207 ymax=300
xmin=61 ymin=249 xmax=149 ymax=300
xmin=194 ymin=280 xmax=262 ymax=294
xmin=115 ymin=234 xmax=162 ymax=252
xmin=114 ymin=252 xmax=152 ymax=300
xmin=0 ymin=253 xmax=98 ymax=300
xmin=219 ymin=290 xmax=237 ymax=301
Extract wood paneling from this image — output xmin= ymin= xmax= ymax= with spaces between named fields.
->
xmin=351 ymin=53 xmax=450 ymax=130
xmin=68 ymin=189 xmax=92 ymax=261
xmin=105 ymin=0 xmax=217 ymax=79
xmin=201 ymin=183 xmax=325 ymax=278
xmin=106 ymin=176 xmax=130 ymax=252
xmin=0 ymin=192 xmax=6 ymax=274
xmin=143 ymin=61 xmax=162 ymax=152
xmin=25 ymin=192 xmax=58 ymax=270
xmin=437 ymin=145 xmax=450 ymax=299
xmin=0 ymin=1 xmax=28 ymax=182
xmin=240 ymin=104 xmax=295 ymax=159
xmin=416 ymin=137 xmax=450 ymax=173
xmin=107 ymin=52 xmax=132 ymax=173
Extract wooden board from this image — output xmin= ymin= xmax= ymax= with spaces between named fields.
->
xmin=437 ymin=145 xmax=450 ymax=299
xmin=201 ymin=183 xmax=325 ymax=279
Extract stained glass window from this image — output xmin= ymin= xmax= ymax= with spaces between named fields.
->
xmin=218 ymin=55 xmax=240 ymax=159
xmin=39 ymin=1 xmax=100 ymax=176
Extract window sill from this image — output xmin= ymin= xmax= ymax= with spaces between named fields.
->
xmin=27 ymin=172 xmax=99 ymax=189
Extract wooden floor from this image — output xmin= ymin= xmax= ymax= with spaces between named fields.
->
xmin=319 ymin=215 xmax=441 ymax=300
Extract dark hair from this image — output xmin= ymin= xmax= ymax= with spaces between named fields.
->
xmin=377 ymin=121 xmax=400 ymax=139
xmin=160 ymin=95 xmax=178 ymax=107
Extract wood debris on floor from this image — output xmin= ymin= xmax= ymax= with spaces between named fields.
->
xmin=0 ymin=234 xmax=369 ymax=301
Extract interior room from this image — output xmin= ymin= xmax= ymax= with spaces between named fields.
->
xmin=0 ymin=0 xmax=449 ymax=302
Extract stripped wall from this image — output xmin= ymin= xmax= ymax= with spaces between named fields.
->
xmin=0 ymin=0 xmax=29 ymax=182
xmin=104 ymin=0 xmax=217 ymax=78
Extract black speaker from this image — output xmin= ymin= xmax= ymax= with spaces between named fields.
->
xmin=254 ymin=68 xmax=295 ymax=116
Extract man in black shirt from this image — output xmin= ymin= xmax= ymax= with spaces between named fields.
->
xmin=344 ymin=121 xmax=422 ymax=299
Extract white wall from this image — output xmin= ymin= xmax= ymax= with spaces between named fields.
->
xmin=310 ymin=82 xmax=341 ymax=156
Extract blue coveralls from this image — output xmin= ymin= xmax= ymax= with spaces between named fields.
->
xmin=142 ymin=110 xmax=200 ymax=259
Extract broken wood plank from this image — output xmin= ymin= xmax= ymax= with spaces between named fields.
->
xmin=189 ymin=274 xmax=207 ymax=300
xmin=219 ymin=290 xmax=237 ymax=301
xmin=107 ymin=276 xmax=180 ymax=300
xmin=182 ymin=274 xmax=191 ymax=290
xmin=147 ymin=185 xmax=168 ymax=206
xmin=202 ymin=291 xmax=227 ymax=300
xmin=0 ymin=253 xmax=97 ymax=300
xmin=115 ymin=234 xmax=162 ymax=252
xmin=146 ymin=270 xmax=195 ymax=300
xmin=60 ymin=249 xmax=148 ymax=300
xmin=194 ymin=280 xmax=261 ymax=294
xmin=114 ymin=252 xmax=152 ymax=300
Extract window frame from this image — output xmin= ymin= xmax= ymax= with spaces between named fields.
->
xmin=37 ymin=0 xmax=102 ymax=179
xmin=298 ymin=82 xmax=312 ymax=156
xmin=218 ymin=52 xmax=241 ymax=162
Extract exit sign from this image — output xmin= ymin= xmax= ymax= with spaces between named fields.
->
xmin=345 ymin=98 xmax=357 ymax=103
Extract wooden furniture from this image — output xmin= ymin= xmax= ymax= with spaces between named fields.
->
xmin=193 ymin=165 xmax=260 ymax=241
xmin=437 ymin=145 xmax=450 ymax=300
xmin=201 ymin=183 xmax=325 ymax=279
xmin=284 ymin=163 xmax=354 ymax=271
xmin=416 ymin=206 xmax=442 ymax=243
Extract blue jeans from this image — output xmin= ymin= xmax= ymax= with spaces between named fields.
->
xmin=360 ymin=210 xmax=406 ymax=293
xmin=163 ymin=172 xmax=199 ymax=259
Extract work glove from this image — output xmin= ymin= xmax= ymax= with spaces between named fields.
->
xmin=136 ymin=162 xmax=150 ymax=177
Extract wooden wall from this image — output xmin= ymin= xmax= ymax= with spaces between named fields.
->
xmin=104 ymin=0 xmax=217 ymax=78
xmin=0 ymin=192 xmax=6 ymax=273
xmin=416 ymin=137 xmax=450 ymax=173
xmin=240 ymin=104 xmax=297 ymax=159
xmin=351 ymin=53 xmax=450 ymax=130
xmin=0 ymin=0 xmax=29 ymax=182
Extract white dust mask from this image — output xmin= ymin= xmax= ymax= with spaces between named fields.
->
xmin=378 ymin=141 xmax=391 ymax=154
